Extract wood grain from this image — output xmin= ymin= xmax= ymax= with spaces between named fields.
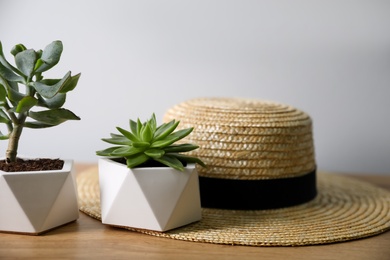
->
xmin=0 ymin=164 xmax=389 ymax=260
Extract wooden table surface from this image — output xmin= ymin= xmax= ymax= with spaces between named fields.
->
xmin=0 ymin=164 xmax=389 ymax=260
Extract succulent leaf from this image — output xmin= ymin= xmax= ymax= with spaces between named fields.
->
xmin=0 ymin=110 xmax=10 ymax=123
xmin=0 ymin=61 xmax=24 ymax=82
xmin=15 ymin=49 xmax=37 ymax=78
xmin=37 ymin=92 xmax=66 ymax=109
xmin=151 ymin=128 xmax=193 ymax=148
xmin=140 ymin=122 xmax=153 ymax=142
xmin=111 ymin=146 xmax=143 ymax=157
xmin=129 ymin=119 xmax=137 ymax=134
xmin=23 ymin=121 xmax=58 ymax=129
xmin=171 ymin=153 xmax=207 ymax=168
xmin=155 ymin=155 xmax=184 ymax=171
xmin=0 ymin=130 xmax=9 ymax=140
xmin=126 ymin=153 xmax=149 ymax=168
xmin=15 ymin=96 xmax=38 ymax=113
xmin=144 ymin=149 xmax=165 ymax=159
xmin=10 ymin=44 xmax=27 ymax=56
xmin=136 ymin=118 xmax=142 ymax=135
xmin=35 ymin=41 xmax=63 ymax=73
xmin=163 ymin=144 xmax=199 ymax=153
xmin=132 ymin=141 xmax=150 ymax=149
xmin=60 ymin=73 xmax=81 ymax=93
xmin=102 ymin=137 xmax=132 ymax=145
xmin=32 ymin=71 xmax=71 ymax=98
xmin=96 ymin=146 xmax=122 ymax=157
xmin=117 ymin=126 xmax=140 ymax=143
xmin=28 ymin=108 xmax=80 ymax=125
xmin=7 ymin=86 xmax=25 ymax=103
xmin=0 ymin=83 xmax=6 ymax=102
xmin=149 ymin=113 xmax=157 ymax=132
xmin=153 ymin=120 xmax=179 ymax=141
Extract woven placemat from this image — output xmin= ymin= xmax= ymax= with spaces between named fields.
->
xmin=77 ymin=167 xmax=390 ymax=246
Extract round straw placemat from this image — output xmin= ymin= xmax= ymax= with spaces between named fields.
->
xmin=77 ymin=167 xmax=390 ymax=246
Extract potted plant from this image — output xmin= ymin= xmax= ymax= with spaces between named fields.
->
xmin=0 ymin=40 xmax=80 ymax=234
xmin=96 ymin=113 xmax=206 ymax=232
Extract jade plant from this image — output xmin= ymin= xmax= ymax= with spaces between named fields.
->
xmin=96 ymin=114 xmax=206 ymax=171
xmin=0 ymin=40 xmax=80 ymax=162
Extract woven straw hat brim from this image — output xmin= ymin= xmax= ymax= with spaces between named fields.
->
xmin=77 ymin=167 xmax=390 ymax=247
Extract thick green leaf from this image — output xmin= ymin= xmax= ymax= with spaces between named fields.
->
xmin=0 ymin=75 xmax=25 ymax=104
xmin=155 ymin=155 xmax=184 ymax=171
xmin=163 ymin=144 xmax=199 ymax=153
xmin=33 ymin=58 xmax=44 ymax=71
xmin=28 ymin=108 xmax=80 ymax=125
xmin=101 ymin=136 xmax=132 ymax=145
xmin=151 ymin=128 xmax=193 ymax=148
xmin=144 ymin=149 xmax=165 ymax=159
xmin=32 ymin=71 xmax=71 ymax=98
xmin=0 ymin=83 xmax=6 ymax=102
xmin=15 ymin=96 xmax=38 ymax=113
xmin=136 ymin=118 xmax=142 ymax=135
xmin=38 ymin=78 xmax=61 ymax=85
xmin=37 ymin=92 xmax=66 ymax=109
xmin=129 ymin=119 xmax=138 ymax=134
xmin=116 ymin=126 xmax=139 ymax=142
xmin=23 ymin=121 xmax=57 ymax=128
xmin=96 ymin=146 xmax=123 ymax=157
xmin=132 ymin=141 xmax=150 ymax=149
xmin=110 ymin=133 xmax=125 ymax=138
xmin=15 ymin=49 xmax=37 ymax=77
xmin=10 ymin=44 xmax=27 ymax=56
xmin=35 ymin=41 xmax=63 ymax=73
xmin=0 ymin=109 xmax=10 ymax=123
xmin=59 ymin=73 xmax=80 ymax=93
xmin=0 ymin=61 xmax=24 ymax=82
xmin=140 ymin=122 xmax=153 ymax=142
xmin=126 ymin=153 xmax=149 ymax=168
xmin=36 ymin=49 xmax=43 ymax=58
xmin=0 ymin=42 xmax=18 ymax=73
xmin=153 ymin=120 xmax=179 ymax=141
xmin=171 ymin=153 xmax=206 ymax=168
xmin=148 ymin=113 xmax=157 ymax=132
xmin=0 ymin=130 xmax=9 ymax=140
xmin=7 ymin=86 xmax=25 ymax=103
xmin=111 ymin=146 xmax=143 ymax=157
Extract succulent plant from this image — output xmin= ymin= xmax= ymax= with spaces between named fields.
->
xmin=0 ymin=40 xmax=80 ymax=162
xmin=96 ymin=114 xmax=206 ymax=171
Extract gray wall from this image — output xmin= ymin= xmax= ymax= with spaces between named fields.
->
xmin=0 ymin=0 xmax=389 ymax=174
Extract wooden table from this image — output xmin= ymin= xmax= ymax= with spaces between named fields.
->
xmin=1 ymin=164 xmax=389 ymax=260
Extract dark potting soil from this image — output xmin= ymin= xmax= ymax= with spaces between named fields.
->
xmin=0 ymin=158 xmax=64 ymax=172
xmin=112 ymin=157 xmax=187 ymax=168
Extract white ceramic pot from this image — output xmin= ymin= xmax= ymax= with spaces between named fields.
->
xmin=98 ymin=158 xmax=202 ymax=232
xmin=0 ymin=159 xmax=79 ymax=234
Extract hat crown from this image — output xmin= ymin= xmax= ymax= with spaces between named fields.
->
xmin=164 ymin=97 xmax=316 ymax=180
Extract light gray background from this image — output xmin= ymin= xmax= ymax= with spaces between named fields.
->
xmin=0 ymin=0 xmax=389 ymax=174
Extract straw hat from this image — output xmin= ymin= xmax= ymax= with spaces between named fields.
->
xmin=78 ymin=97 xmax=390 ymax=246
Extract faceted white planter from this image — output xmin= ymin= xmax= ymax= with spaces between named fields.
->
xmin=98 ymin=158 xmax=202 ymax=232
xmin=0 ymin=159 xmax=79 ymax=235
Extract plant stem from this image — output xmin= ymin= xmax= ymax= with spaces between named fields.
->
xmin=6 ymin=114 xmax=26 ymax=162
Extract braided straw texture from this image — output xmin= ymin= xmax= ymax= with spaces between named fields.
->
xmin=77 ymin=167 xmax=390 ymax=246
xmin=163 ymin=97 xmax=316 ymax=180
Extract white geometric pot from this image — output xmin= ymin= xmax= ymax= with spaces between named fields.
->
xmin=98 ymin=158 xmax=202 ymax=232
xmin=0 ymin=159 xmax=79 ymax=235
